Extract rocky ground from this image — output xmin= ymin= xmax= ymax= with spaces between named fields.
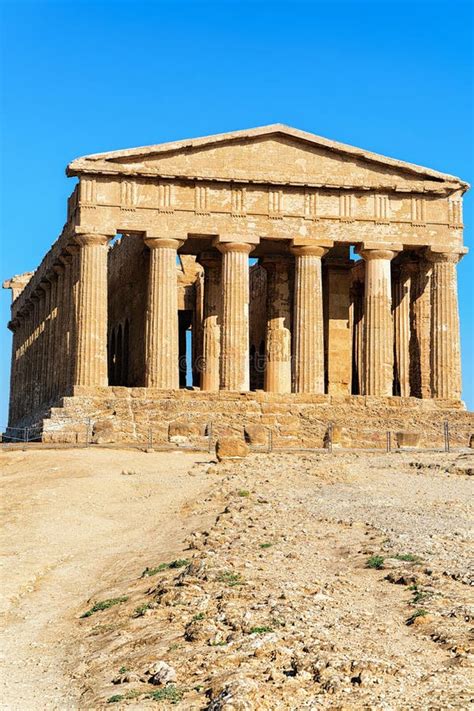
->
xmin=71 ymin=449 xmax=473 ymax=710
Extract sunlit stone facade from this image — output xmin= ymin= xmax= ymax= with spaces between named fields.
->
xmin=3 ymin=125 xmax=470 ymax=443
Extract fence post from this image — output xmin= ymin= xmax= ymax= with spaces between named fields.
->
xmin=25 ymin=427 xmax=29 ymax=443
xmin=86 ymin=418 xmax=92 ymax=446
xmin=208 ymin=421 xmax=213 ymax=454
xmin=328 ymin=422 xmax=333 ymax=454
xmin=148 ymin=427 xmax=153 ymax=451
xmin=386 ymin=431 xmax=391 ymax=453
xmin=444 ymin=420 xmax=450 ymax=453
xmin=268 ymin=429 xmax=273 ymax=454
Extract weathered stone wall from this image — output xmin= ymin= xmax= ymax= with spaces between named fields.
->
xmin=41 ymin=388 xmax=474 ymax=450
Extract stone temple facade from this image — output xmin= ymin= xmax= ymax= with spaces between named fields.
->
xmin=4 ymin=125 xmax=473 ymax=446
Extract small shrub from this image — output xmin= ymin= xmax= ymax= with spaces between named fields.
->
xmin=192 ymin=612 xmax=205 ymax=621
xmin=366 ymin=555 xmax=385 ymax=570
xmin=118 ymin=666 xmax=128 ymax=675
xmin=238 ymin=489 xmax=250 ymax=497
xmin=169 ymin=559 xmax=189 ymax=569
xmin=146 ymin=685 xmax=184 ymax=703
xmin=249 ymin=625 xmax=273 ymax=634
xmin=81 ymin=596 xmax=129 ymax=618
xmin=133 ymin=603 xmax=152 ymax=618
xmin=409 ymin=585 xmax=432 ymax=605
xmin=217 ymin=570 xmax=243 ymax=587
xmin=406 ymin=608 xmax=428 ymax=625
xmin=107 ymin=695 xmax=124 ymax=704
xmin=394 ymin=553 xmax=422 ymax=563
xmin=141 ymin=559 xmax=189 ymax=577
xmin=259 ymin=543 xmax=272 ymax=549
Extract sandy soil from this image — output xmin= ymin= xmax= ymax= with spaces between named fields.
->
xmin=0 ymin=448 xmax=215 ymax=710
xmin=0 ymin=447 xmax=472 ymax=710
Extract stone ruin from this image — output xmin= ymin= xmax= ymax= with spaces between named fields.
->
xmin=3 ymin=124 xmax=473 ymax=447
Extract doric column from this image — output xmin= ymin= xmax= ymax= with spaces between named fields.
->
xmin=45 ymin=272 xmax=59 ymax=402
xmin=74 ymin=233 xmax=111 ymax=387
xmin=144 ymin=237 xmax=182 ymax=389
xmin=409 ymin=259 xmax=432 ymax=398
xmin=262 ymin=256 xmax=292 ymax=393
xmin=217 ymin=241 xmax=254 ymax=391
xmin=428 ymin=251 xmax=462 ymax=400
xmin=30 ymin=292 xmax=41 ymax=410
xmin=50 ymin=264 xmax=65 ymax=401
xmin=7 ymin=318 xmax=20 ymax=426
xmin=199 ymin=253 xmax=221 ymax=391
xmin=19 ymin=303 xmax=32 ymax=421
xmin=67 ymin=245 xmax=80 ymax=390
xmin=58 ymin=254 xmax=72 ymax=395
xmin=291 ymin=243 xmax=328 ymax=394
xmin=392 ymin=262 xmax=411 ymax=397
xmin=360 ymin=248 xmax=398 ymax=396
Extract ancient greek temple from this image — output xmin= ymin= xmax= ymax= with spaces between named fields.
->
xmin=4 ymin=125 xmax=472 ymax=446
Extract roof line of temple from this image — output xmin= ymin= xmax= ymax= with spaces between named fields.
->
xmin=67 ymin=123 xmax=469 ymax=189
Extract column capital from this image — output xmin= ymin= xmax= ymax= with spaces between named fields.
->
xmin=8 ymin=318 xmax=20 ymax=333
xmin=52 ymin=261 xmax=65 ymax=276
xmin=426 ymin=248 xmax=466 ymax=264
xmin=74 ymin=232 xmax=111 ymax=248
xmin=291 ymin=238 xmax=332 ymax=258
xmin=358 ymin=248 xmax=399 ymax=261
xmin=59 ymin=252 xmax=73 ymax=266
xmin=65 ymin=242 xmax=80 ymax=256
xmin=215 ymin=241 xmax=254 ymax=255
xmin=144 ymin=237 xmax=183 ymax=251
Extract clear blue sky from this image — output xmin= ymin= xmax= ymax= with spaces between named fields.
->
xmin=0 ymin=0 xmax=472 ymax=423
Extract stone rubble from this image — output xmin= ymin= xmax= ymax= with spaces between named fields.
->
xmin=76 ymin=451 xmax=473 ymax=709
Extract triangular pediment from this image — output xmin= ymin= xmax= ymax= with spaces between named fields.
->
xmin=67 ymin=124 xmax=467 ymax=191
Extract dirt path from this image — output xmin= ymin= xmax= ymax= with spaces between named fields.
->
xmin=0 ymin=448 xmax=215 ymax=710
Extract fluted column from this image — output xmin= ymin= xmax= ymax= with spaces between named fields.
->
xmin=360 ymin=249 xmax=398 ymax=396
xmin=262 ymin=256 xmax=291 ymax=393
xmin=291 ymin=244 xmax=327 ymax=393
xmin=199 ymin=253 xmax=221 ymax=391
xmin=144 ymin=237 xmax=182 ymax=389
xmin=19 ymin=304 xmax=34 ymax=417
xmin=7 ymin=318 xmax=20 ymax=426
xmin=50 ymin=264 xmax=64 ymax=400
xmin=30 ymin=292 xmax=41 ymax=410
xmin=392 ymin=263 xmax=411 ymax=397
xmin=217 ymin=241 xmax=253 ymax=391
xmin=74 ymin=233 xmax=110 ymax=387
xmin=410 ymin=259 xmax=432 ymax=398
xmin=428 ymin=251 xmax=462 ymax=400
xmin=58 ymin=254 xmax=72 ymax=395
xmin=67 ymin=245 xmax=80 ymax=390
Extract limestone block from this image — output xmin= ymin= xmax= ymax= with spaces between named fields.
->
xmin=396 ymin=432 xmax=421 ymax=448
xmin=216 ymin=437 xmax=249 ymax=460
xmin=92 ymin=419 xmax=117 ymax=444
xmin=168 ymin=420 xmax=203 ymax=439
xmin=244 ymin=424 xmax=268 ymax=446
